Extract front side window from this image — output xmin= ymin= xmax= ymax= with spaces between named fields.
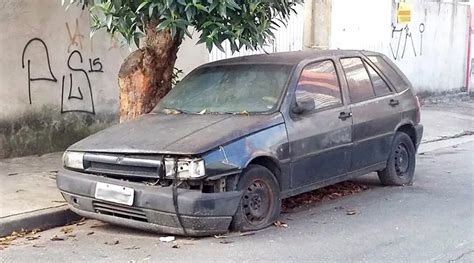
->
xmin=295 ymin=60 xmax=342 ymax=110
xmin=154 ymin=64 xmax=292 ymax=114
xmin=341 ymin=58 xmax=375 ymax=103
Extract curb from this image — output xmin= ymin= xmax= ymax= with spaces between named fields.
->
xmin=0 ymin=205 xmax=82 ymax=237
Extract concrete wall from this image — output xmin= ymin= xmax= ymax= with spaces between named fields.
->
xmin=0 ymin=0 xmax=208 ymax=158
xmin=330 ymin=0 xmax=469 ymax=93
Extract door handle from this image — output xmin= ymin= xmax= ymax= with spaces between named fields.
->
xmin=338 ymin=111 xmax=352 ymax=120
xmin=389 ymin=99 xmax=400 ymax=106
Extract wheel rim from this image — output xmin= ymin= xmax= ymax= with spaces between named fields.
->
xmin=394 ymin=143 xmax=410 ymax=177
xmin=241 ymin=179 xmax=273 ymax=225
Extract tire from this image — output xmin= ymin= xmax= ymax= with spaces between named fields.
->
xmin=230 ymin=164 xmax=281 ymax=232
xmin=378 ymin=132 xmax=416 ymax=186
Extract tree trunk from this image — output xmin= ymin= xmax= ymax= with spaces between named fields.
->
xmin=118 ymin=22 xmax=181 ymax=122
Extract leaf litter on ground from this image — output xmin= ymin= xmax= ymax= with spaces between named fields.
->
xmin=0 ymin=228 xmax=42 ymax=247
xmin=282 ymin=181 xmax=368 ymax=212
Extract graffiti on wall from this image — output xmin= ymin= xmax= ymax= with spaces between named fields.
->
xmin=65 ymin=19 xmax=85 ymax=53
xmin=17 ymin=15 xmax=115 ymax=114
xmin=21 ymin=38 xmax=58 ymax=105
xmin=61 ymin=50 xmax=103 ymax=114
xmin=21 ymin=37 xmax=104 ymax=115
xmin=390 ymin=22 xmax=425 ymax=60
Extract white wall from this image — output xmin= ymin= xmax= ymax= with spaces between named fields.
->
xmin=209 ymin=4 xmax=304 ymax=61
xmin=0 ymin=0 xmax=208 ymax=158
xmin=331 ymin=0 xmax=469 ymax=93
xmin=0 ymin=0 xmax=208 ymax=121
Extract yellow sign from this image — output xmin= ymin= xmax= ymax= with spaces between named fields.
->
xmin=397 ymin=2 xmax=411 ymax=24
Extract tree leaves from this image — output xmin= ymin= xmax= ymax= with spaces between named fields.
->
xmin=66 ymin=0 xmax=302 ymax=51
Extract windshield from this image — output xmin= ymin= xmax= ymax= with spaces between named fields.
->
xmin=154 ymin=64 xmax=292 ymax=114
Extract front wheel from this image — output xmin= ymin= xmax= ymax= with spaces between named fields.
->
xmin=378 ymin=132 xmax=416 ymax=186
xmin=230 ymin=165 xmax=281 ymax=232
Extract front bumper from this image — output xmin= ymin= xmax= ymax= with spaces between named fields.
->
xmin=57 ymin=169 xmax=242 ymax=236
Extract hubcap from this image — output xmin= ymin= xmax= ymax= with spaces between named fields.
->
xmin=241 ymin=179 xmax=272 ymax=225
xmin=394 ymin=143 xmax=410 ymax=177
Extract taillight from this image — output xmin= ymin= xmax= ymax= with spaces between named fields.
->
xmin=415 ymin=96 xmax=421 ymax=124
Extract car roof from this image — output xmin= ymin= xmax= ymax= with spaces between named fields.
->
xmin=203 ymin=50 xmax=385 ymax=67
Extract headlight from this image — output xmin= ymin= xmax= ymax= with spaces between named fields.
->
xmin=63 ymin=151 xmax=85 ymax=169
xmin=164 ymin=158 xmax=205 ymax=179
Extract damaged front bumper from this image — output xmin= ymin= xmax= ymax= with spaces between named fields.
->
xmin=57 ymin=169 xmax=242 ymax=236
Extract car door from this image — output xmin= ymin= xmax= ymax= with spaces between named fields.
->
xmin=285 ymin=59 xmax=353 ymax=189
xmin=340 ymin=57 xmax=401 ymax=171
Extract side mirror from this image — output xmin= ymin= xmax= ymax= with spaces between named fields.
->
xmin=292 ymin=97 xmax=316 ymax=115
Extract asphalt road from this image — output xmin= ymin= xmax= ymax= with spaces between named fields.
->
xmin=1 ymin=141 xmax=473 ymax=262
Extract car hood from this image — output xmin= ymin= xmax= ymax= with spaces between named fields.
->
xmin=68 ymin=112 xmax=284 ymax=155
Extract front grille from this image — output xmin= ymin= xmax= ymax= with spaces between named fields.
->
xmin=83 ymin=153 xmax=163 ymax=182
xmin=93 ymin=201 xmax=148 ymax=222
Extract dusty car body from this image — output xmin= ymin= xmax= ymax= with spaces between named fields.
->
xmin=57 ymin=50 xmax=423 ymax=236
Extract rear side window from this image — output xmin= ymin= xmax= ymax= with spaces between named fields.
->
xmin=364 ymin=61 xmax=392 ymax=96
xmin=368 ymin=55 xmax=408 ymax=91
xmin=296 ymin=60 xmax=342 ymax=110
xmin=340 ymin=58 xmax=375 ymax=103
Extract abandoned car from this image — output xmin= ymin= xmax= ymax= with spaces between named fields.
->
xmin=57 ymin=50 xmax=423 ymax=236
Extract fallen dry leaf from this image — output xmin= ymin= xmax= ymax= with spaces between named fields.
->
xmin=11 ymin=230 xmax=27 ymax=237
xmin=125 ymin=246 xmax=140 ymax=250
xmin=105 ymin=240 xmax=120 ymax=245
xmin=50 ymin=235 xmax=64 ymax=241
xmin=87 ymin=231 xmax=95 ymax=236
xmin=213 ymin=234 xmax=229 ymax=239
xmin=273 ymin=221 xmax=288 ymax=228
xmin=32 ymin=244 xmax=45 ymax=248
xmin=31 ymin=228 xmax=41 ymax=235
xmin=239 ymin=232 xmax=255 ymax=237
xmin=346 ymin=209 xmax=358 ymax=215
xmin=60 ymin=227 xmax=73 ymax=234
xmin=25 ymin=236 xmax=40 ymax=241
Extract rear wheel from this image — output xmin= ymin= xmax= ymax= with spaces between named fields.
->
xmin=378 ymin=132 xmax=416 ymax=186
xmin=230 ymin=165 xmax=281 ymax=232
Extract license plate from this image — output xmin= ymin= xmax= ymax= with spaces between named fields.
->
xmin=94 ymin=182 xmax=134 ymax=206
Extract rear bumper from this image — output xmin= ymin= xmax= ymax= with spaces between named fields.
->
xmin=414 ymin=124 xmax=423 ymax=150
xmin=57 ymin=169 xmax=242 ymax=236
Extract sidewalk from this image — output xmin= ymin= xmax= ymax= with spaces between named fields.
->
xmin=1 ymin=106 xmax=473 ymax=237
xmin=0 ymin=153 xmax=81 ymax=236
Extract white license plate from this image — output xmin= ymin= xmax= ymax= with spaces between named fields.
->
xmin=94 ymin=182 xmax=134 ymax=206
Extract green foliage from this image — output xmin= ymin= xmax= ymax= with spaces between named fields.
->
xmin=63 ymin=0 xmax=302 ymax=52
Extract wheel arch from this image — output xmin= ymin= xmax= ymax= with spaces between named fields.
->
xmin=246 ymin=155 xmax=283 ymax=191
xmin=395 ymin=122 xmax=417 ymax=147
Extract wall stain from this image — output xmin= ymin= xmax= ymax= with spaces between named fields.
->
xmin=0 ymin=107 xmax=117 ymax=159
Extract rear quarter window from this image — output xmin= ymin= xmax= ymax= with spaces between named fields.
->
xmin=368 ymin=55 xmax=410 ymax=92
